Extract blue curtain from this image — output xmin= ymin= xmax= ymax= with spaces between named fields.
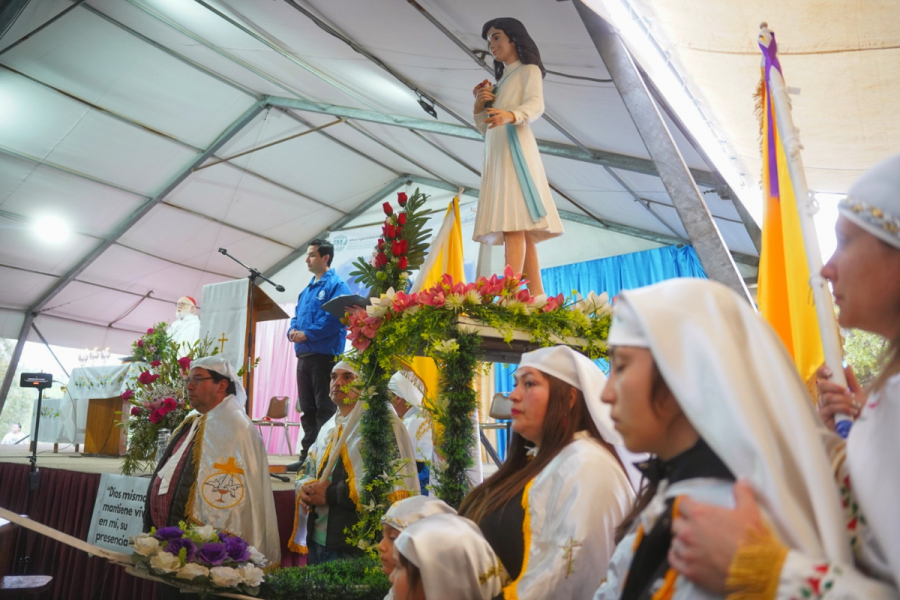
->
xmin=491 ymin=245 xmax=706 ymax=460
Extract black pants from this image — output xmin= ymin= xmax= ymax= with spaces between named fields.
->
xmin=296 ymin=353 xmax=338 ymax=461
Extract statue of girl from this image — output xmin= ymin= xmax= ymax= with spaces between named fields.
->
xmin=473 ymin=18 xmax=564 ymax=296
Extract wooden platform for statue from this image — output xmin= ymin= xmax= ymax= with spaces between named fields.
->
xmin=450 ymin=316 xmax=592 ymax=364
xmin=83 ymin=397 xmax=127 ymax=456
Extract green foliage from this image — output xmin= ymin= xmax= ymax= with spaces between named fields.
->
xmin=348 ymin=188 xmax=432 ymax=297
xmin=843 ymin=327 xmax=888 ymax=386
xmin=261 ymin=557 xmax=390 ymax=600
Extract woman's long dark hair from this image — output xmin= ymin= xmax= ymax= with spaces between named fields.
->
xmin=459 ymin=373 xmax=625 ymax=525
xmin=481 ymin=18 xmax=546 ymax=81
xmin=397 ymin=551 xmax=422 ymax=600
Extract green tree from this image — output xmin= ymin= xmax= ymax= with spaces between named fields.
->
xmin=843 ymin=328 xmax=888 ymax=387
xmin=0 ymin=338 xmax=37 ymax=442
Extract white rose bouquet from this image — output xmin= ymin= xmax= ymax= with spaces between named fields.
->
xmin=129 ymin=522 xmax=268 ymax=595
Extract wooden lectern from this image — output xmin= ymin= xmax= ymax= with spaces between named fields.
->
xmin=84 ymin=396 xmax=127 ymax=456
xmin=244 ymin=283 xmax=288 ymax=416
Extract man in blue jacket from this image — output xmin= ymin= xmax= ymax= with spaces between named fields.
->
xmin=287 ymin=239 xmax=350 ymax=471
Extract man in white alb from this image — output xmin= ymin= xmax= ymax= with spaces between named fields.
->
xmin=167 ymin=296 xmax=201 ymax=350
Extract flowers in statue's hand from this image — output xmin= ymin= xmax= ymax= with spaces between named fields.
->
xmin=165 ymin=537 xmax=198 ymax=563
xmin=150 ymin=551 xmax=181 ymax=574
xmin=197 ymin=542 xmax=228 ymax=566
xmin=209 ymin=566 xmax=243 ymax=588
xmin=176 ymin=563 xmax=209 ymax=581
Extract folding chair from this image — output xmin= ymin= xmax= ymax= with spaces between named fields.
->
xmin=252 ymin=396 xmax=294 ymax=456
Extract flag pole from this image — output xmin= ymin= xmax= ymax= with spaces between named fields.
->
xmin=760 ymin=24 xmax=851 ymax=436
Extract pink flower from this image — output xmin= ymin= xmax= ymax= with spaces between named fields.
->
xmin=177 ymin=357 xmax=192 ymax=372
xmin=150 ymin=360 xmax=161 ymax=368
xmin=122 ymin=389 xmax=134 ymax=401
xmin=138 ymin=371 xmax=160 ymax=386
xmin=148 ymin=409 xmax=163 ymax=424
xmin=515 ymin=289 xmax=534 ymax=304
xmin=162 ymin=397 xmax=177 ymax=411
xmin=130 ymin=406 xmax=142 ymax=416
xmin=136 ymin=339 xmax=144 ymax=348
xmin=147 ymin=328 xmax=154 ymax=335
xmin=542 ymin=293 xmax=565 ymax=313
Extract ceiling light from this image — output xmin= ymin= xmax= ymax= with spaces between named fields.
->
xmin=34 ymin=216 xmax=69 ymax=243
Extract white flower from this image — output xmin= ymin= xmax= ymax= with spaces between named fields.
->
xmin=149 ymin=551 xmax=181 ymax=574
xmin=175 ymin=563 xmax=209 ymax=581
xmin=132 ymin=535 xmax=160 ymax=557
xmin=572 ymin=291 xmax=609 ymax=315
xmin=194 ymin=524 xmax=216 ymax=542
xmin=463 ymin=289 xmax=483 ymax=305
xmin=248 ymin=546 xmax=267 ymax=566
xmin=526 ymin=294 xmax=548 ymax=314
xmin=209 ymin=566 xmax=243 ymax=588
xmin=366 ymin=288 xmax=396 ymax=318
xmin=445 ymin=293 xmax=465 ymax=309
xmin=238 ymin=564 xmax=265 ymax=587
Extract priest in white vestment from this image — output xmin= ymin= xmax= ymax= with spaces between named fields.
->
xmin=142 ymin=356 xmax=280 ymax=570
xmin=167 ymin=296 xmax=201 ymax=351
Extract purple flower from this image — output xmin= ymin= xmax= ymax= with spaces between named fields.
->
xmin=154 ymin=526 xmax=184 ymax=541
xmin=197 ymin=542 xmax=228 ymax=566
xmin=223 ymin=536 xmax=250 ymax=563
xmin=164 ymin=537 xmax=198 ymax=562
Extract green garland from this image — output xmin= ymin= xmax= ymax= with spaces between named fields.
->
xmin=261 ymin=557 xmax=389 ymax=600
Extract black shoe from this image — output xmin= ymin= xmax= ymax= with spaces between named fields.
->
xmin=286 ymin=460 xmax=304 ymax=472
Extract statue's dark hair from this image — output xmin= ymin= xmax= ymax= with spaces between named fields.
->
xmin=481 ymin=18 xmax=546 ymax=81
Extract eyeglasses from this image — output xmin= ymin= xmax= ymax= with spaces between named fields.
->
xmin=186 ymin=376 xmax=214 ymax=385
xmin=176 ymin=302 xmax=193 ymax=309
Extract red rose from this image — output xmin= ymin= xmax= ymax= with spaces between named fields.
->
xmin=399 ymin=240 xmax=408 ymax=254
xmin=177 ymin=357 xmax=192 ymax=371
xmin=382 ymin=202 xmax=393 ymax=216
xmin=150 ymin=360 xmax=161 ymax=368
xmin=375 ymin=252 xmax=389 ymax=268
xmin=122 ymin=389 xmax=134 ymax=401
xmin=392 ymin=239 xmax=403 ymax=256
xmin=377 ymin=238 xmax=384 ymax=251
xmin=130 ymin=406 xmax=141 ymax=416
xmin=148 ymin=409 xmax=163 ymax=424
xmin=397 ymin=192 xmax=408 ymax=206
xmin=163 ymin=397 xmax=178 ymax=411
xmin=398 ymin=213 xmax=407 ymax=225
xmin=384 ymin=224 xmax=396 ymax=239
xmin=398 ymin=256 xmax=408 ymax=270
xmin=138 ymin=371 xmax=160 ymax=386
xmin=136 ymin=339 xmax=144 ymax=348
xmin=147 ymin=328 xmax=154 ymax=335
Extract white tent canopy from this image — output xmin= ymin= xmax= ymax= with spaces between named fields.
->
xmin=0 ymin=0 xmax=767 ymax=361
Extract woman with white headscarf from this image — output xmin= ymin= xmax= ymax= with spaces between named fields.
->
xmin=391 ymin=513 xmax=505 ymax=600
xmin=594 ymin=277 xmax=896 ymax=599
xmin=389 ymin=372 xmax=433 ymax=494
xmin=663 ymin=155 xmax=900 ymax=598
xmin=458 ymin=345 xmax=635 ymax=600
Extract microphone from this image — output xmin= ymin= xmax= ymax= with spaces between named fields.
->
xmin=275 ymin=285 xmax=285 ymax=292
xmin=218 ymin=248 xmax=227 ymax=254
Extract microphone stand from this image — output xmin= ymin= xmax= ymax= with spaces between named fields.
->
xmin=217 ymin=249 xmax=285 ymax=414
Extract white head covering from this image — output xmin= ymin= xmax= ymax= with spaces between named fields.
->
xmin=332 ymin=359 xmax=359 ymax=377
xmin=388 ymin=372 xmax=424 ymax=408
xmin=607 ymin=301 xmax=649 ymax=348
xmin=518 ymin=345 xmax=621 ymax=446
xmin=395 ymin=513 xmax=503 ymax=600
xmin=839 ymin=153 xmax=900 ymax=249
xmin=611 ymin=278 xmax=851 ymax=564
xmin=382 ymin=496 xmax=456 ymax=531
xmin=190 ymin=355 xmax=247 ymax=406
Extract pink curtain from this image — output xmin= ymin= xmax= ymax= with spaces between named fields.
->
xmin=251 ymin=302 xmax=302 ymax=455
